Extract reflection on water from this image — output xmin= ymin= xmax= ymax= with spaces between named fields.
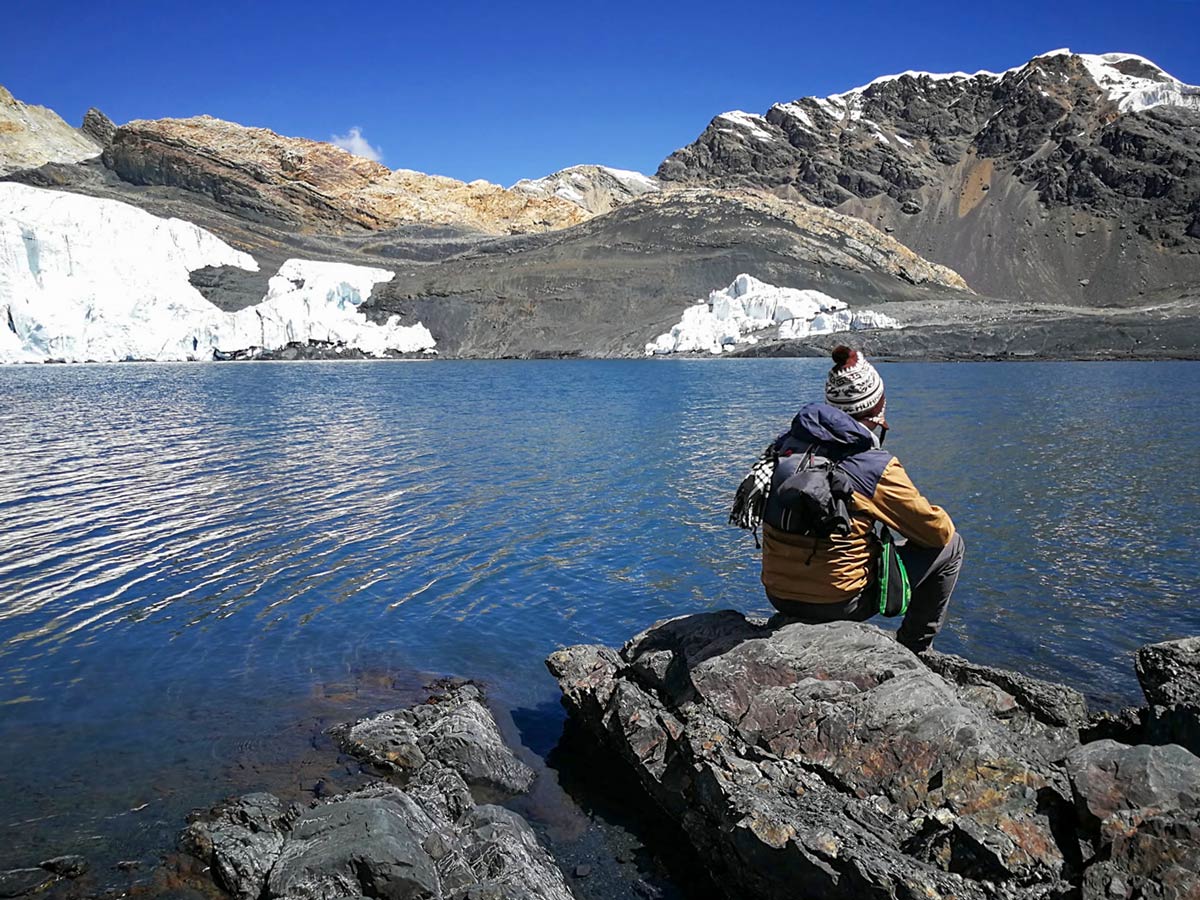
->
xmin=0 ymin=359 xmax=1198 ymax=875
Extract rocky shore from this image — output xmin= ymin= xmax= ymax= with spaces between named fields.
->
xmin=4 ymin=624 xmax=1196 ymax=899
xmin=549 ymin=614 xmax=1200 ymax=899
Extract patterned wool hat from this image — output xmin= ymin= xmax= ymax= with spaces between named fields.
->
xmin=825 ymin=345 xmax=887 ymax=429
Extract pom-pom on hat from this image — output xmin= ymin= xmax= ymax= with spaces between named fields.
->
xmin=825 ymin=345 xmax=887 ymax=429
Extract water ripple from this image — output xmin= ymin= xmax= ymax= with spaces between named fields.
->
xmin=0 ymin=359 xmax=1198 ymax=871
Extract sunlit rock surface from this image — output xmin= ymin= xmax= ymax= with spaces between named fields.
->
xmin=549 ymin=613 xmax=1200 ymax=899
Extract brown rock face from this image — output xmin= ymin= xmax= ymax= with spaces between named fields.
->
xmin=0 ymin=85 xmax=101 ymax=176
xmin=102 ymin=115 xmax=588 ymax=234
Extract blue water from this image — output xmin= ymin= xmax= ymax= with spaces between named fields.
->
xmin=1 ymin=359 xmax=1198 ymax=876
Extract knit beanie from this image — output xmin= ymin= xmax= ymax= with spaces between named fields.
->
xmin=825 ymin=345 xmax=887 ymax=429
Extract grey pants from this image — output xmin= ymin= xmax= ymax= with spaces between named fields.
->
xmin=768 ymin=532 xmax=966 ymax=653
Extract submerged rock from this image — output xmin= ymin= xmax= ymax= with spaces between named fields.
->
xmin=548 ymin=612 xmax=1200 ymax=899
xmin=182 ymin=685 xmax=567 ymax=900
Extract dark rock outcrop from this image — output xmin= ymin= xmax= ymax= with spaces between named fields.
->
xmin=1137 ymin=637 xmax=1200 ymax=707
xmin=365 ymin=188 xmax=970 ymax=358
xmin=182 ymin=684 xmax=569 ymax=900
xmin=329 ymin=681 xmax=535 ymax=796
xmin=80 ymin=108 xmax=116 ymax=147
xmin=658 ymin=51 xmax=1200 ymax=304
xmin=548 ymin=612 xmax=1200 ymax=899
xmin=1136 ymin=637 xmax=1200 ymax=757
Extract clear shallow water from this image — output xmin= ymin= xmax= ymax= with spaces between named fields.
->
xmin=1 ymin=359 xmax=1198 ymax=875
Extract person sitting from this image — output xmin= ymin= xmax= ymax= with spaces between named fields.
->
xmin=743 ymin=346 xmax=964 ymax=653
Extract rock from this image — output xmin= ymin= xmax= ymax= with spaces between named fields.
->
xmin=1136 ymin=637 xmax=1200 ymax=707
xmin=329 ymin=682 xmax=535 ymax=796
xmin=81 ymin=108 xmax=117 ymax=146
xmin=1066 ymin=741 xmax=1200 ymax=896
xmin=656 ymin=50 xmax=1200 ymax=305
xmin=38 ymin=855 xmax=88 ymax=878
xmin=1066 ymin=740 xmax=1200 ymax=828
xmin=266 ymin=787 xmax=439 ymax=900
xmin=0 ymin=868 xmax=54 ymax=898
xmin=102 ymin=115 xmax=586 ymax=235
xmin=183 ymin=687 xmax=570 ymax=900
xmin=180 ymin=792 xmax=295 ymax=899
xmin=572 ymin=865 xmax=591 ymax=878
xmin=549 ymin=614 xmax=1080 ymax=898
xmin=510 ymin=165 xmax=660 ymax=215
xmin=549 ymin=613 xmax=1200 ymax=899
xmin=0 ymin=84 xmax=101 ymax=176
xmin=921 ymin=649 xmax=1089 ymax=727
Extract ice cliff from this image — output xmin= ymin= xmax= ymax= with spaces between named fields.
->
xmin=0 ymin=184 xmax=435 ymax=363
xmin=645 ymin=274 xmax=899 ymax=355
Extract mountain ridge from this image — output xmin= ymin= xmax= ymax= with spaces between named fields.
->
xmin=2 ymin=48 xmax=1199 ymax=362
xmin=658 ymin=48 xmax=1200 ymax=305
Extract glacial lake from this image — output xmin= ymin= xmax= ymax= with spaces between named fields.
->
xmin=1 ymin=359 xmax=1198 ymax=888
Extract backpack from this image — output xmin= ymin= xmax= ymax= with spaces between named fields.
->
xmin=761 ymin=446 xmax=855 ymax=539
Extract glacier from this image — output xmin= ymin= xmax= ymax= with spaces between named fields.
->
xmin=0 ymin=183 xmax=435 ymax=363
xmin=645 ymin=274 xmax=900 ymax=356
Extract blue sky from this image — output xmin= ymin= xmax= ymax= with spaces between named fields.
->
xmin=3 ymin=0 xmax=1199 ymax=185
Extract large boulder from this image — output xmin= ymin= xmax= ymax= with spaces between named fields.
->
xmin=1067 ymin=741 xmax=1200 ymax=898
xmin=1136 ymin=637 xmax=1200 ymax=757
xmin=548 ymin=612 xmax=1200 ymax=900
xmin=1137 ymin=637 xmax=1200 ymax=708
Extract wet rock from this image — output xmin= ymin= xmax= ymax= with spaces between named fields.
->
xmin=1136 ymin=637 xmax=1200 ymax=707
xmin=181 ymin=792 xmax=294 ymax=899
xmin=266 ymin=787 xmax=438 ymax=900
xmin=549 ymin=613 xmax=1200 ymax=899
xmin=329 ymin=682 xmax=534 ymax=796
xmin=0 ymin=868 xmax=55 ymax=898
xmin=39 ymin=855 xmax=88 ymax=878
xmin=183 ymin=688 xmax=569 ymax=900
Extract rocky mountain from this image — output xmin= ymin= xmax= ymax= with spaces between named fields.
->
xmin=510 ymin=164 xmax=660 ymax=214
xmin=362 ymin=187 xmax=971 ymax=358
xmin=3 ymin=58 xmax=1199 ymax=362
xmin=659 ymin=50 xmax=1200 ymax=305
xmin=0 ymin=86 xmax=101 ymax=175
xmin=102 ymin=115 xmax=588 ymax=234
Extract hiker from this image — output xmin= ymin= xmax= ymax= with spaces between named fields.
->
xmin=730 ymin=346 xmax=964 ymax=652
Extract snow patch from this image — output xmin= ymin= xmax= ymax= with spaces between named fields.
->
xmin=0 ymin=184 xmax=435 ymax=363
xmin=813 ymin=49 xmax=1198 ymax=116
xmin=644 ymin=274 xmax=900 ymax=356
xmin=774 ymin=102 xmax=817 ymax=131
xmin=597 ymin=166 xmax=659 ymax=193
xmin=715 ymin=111 xmax=778 ymax=143
xmin=1074 ymin=51 xmax=1200 ymax=113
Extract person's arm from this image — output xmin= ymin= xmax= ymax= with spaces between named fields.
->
xmin=862 ymin=458 xmax=955 ymax=548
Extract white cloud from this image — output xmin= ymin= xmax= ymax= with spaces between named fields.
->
xmin=330 ymin=127 xmax=383 ymax=163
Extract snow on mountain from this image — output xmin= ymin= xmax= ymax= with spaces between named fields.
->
xmin=510 ymin=164 xmax=659 ymax=214
xmin=0 ymin=184 xmax=435 ymax=363
xmin=802 ymin=49 xmax=1199 ymax=121
xmin=645 ymin=274 xmax=899 ymax=355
